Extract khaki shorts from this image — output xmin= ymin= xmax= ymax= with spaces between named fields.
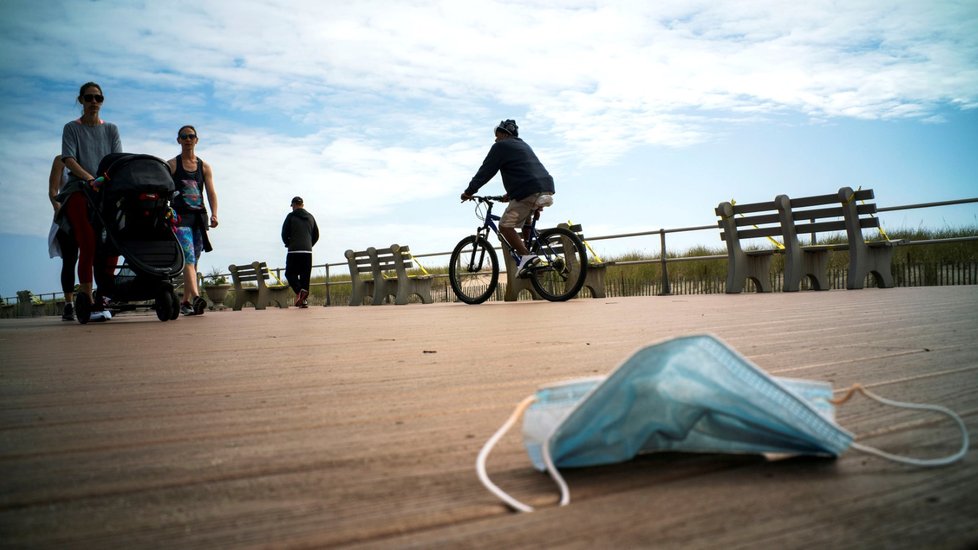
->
xmin=499 ymin=192 xmax=554 ymax=228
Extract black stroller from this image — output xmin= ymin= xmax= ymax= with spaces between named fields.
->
xmin=76 ymin=153 xmax=185 ymax=323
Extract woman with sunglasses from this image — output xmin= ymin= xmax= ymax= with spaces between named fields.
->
xmin=58 ymin=81 xmax=123 ymax=321
xmin=167 ymin=125 xmax=218 ymax=316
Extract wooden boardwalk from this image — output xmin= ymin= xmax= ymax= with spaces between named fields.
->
xmin=1 ymin=287 xmax=976 ymax=549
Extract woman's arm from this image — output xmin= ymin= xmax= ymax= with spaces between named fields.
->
xmin=49 ymin=156 xmax=65 ymax=213
xmin=110 ymin=124 xmax=123 ymax=154
xmin=62 ymin=156 xmax=93 ymax=182
xmin=202 ymin=160 xmax=218 ymax=227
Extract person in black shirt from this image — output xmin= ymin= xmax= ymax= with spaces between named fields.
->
xmin=461 ymin=119 xmax=555 ymax=276
xmin=282 ymin=196 xmax=320 ymax=308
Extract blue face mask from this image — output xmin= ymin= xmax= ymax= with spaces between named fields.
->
xmin=476 ymin=334 xmax=968 ymax=513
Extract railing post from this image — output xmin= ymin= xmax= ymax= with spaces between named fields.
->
xmin=324 ymin=264 xmax=331 ymax=307
xmin=659 ymin=229 xmax=671 ymax=296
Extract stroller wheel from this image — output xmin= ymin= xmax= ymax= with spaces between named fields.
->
xmin=75 ymin=293 xmax=92 ymax=324
xmin=168 ymin=291 xmax=180 ymax=320
xmin=155 ymin=290 xmax=172 ymax=322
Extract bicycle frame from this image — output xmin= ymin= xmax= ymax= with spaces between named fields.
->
xmin=468 ymin=196 xmax=541 ymax=265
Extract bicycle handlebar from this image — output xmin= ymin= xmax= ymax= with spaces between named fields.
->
xmin=464 ymin=195 xmax=507 ymax=203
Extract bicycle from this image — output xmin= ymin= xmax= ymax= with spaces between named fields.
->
xmin=449 ymin=195 xmax=588 ymax=304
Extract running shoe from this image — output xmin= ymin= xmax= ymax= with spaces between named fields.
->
xmin=90 ymin=310 xmax=112 ymax=322
xmin=295 ymin=289 xmax=308 ymax=307
xmin=75 ymin=293 xmax=92 ymax=324
xmin=192 ymin=295 xmax=207 ymax=316
xmin=62 ymin=302 xmax=75 ymax=322
xmin=180 ymin=301 xmax=195 ymax=316
xmin=516 ymin=255 xmax=540 ymax=278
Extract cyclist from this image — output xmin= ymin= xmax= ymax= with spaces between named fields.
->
xmin=460 ymin=119 xmax=555 ymax=277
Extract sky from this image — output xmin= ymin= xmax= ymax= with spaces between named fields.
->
xmin=1 ymin=0 xmax=977 ymax=298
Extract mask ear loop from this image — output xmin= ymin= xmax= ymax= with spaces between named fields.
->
xmin=830 ymin=384 xmax=969 ymax=466
xmin=541 ymin=430 xmax=572 ymax=506
xmin=475 ymin=395 xmax=538 ymax=513
xmin=475 ymin=395 xmax=573 ymax=512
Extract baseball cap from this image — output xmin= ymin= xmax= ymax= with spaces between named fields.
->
xmin=291 ymin=196 xmax=303 ymax=205
xmin=495 ymin=119 xmax=518 ymax=137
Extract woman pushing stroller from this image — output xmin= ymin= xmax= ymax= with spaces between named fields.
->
xmin=57 ymin=81 xmax=122 ymax=322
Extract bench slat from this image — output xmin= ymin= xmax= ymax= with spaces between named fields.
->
xmin=790 ymin=206 xmax=844 ymax=221
xmin=727 ymin=226 xmax=784 ymax=240
xmin=732 ymin=212 xmax=781 ymax=227
xmin=791 ymin=189 xmax=873 ymax=208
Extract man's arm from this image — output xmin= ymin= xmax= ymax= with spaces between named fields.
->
xmin=463 ymin=143 xmax=503 ymax=197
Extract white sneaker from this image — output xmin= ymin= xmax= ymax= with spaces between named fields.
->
xmin=90 ymin=310 xmax=112 ymax=322
xmin=516 ymin=255 xmax=539 ymax=278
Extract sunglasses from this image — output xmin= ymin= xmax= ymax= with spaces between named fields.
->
xmin=82 ymin=94 xmax=104 ymax=103
xmin=179 ymin=134 xmax=197 ymax=140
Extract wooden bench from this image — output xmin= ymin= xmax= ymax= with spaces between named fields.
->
xmin=370 ymin=244 xmax=434 ymax=305
xmin=559 ymin=222 xmax=612 ymax=299
xmin=228 ymin=261 xmax=291 ymax=310
xmin=344 ymin=249 xmax=376 ymax=306
xmin=718 ymin=187 xmax=901 ymax=293
xmin=779 ymin=187 xmax=901 ymax=290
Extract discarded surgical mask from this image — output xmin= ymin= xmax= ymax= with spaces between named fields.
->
xmin=476 ymin=334 xmax=968 ymax=513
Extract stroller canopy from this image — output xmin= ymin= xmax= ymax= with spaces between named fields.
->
xmin=97 ymin=153 xmax=174 ymax=194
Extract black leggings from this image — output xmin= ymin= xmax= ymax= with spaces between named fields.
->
xmin=285 ymin=253 xmax=312 ymax=294
xmin=56 ymin=229 xmax=78 ymax=295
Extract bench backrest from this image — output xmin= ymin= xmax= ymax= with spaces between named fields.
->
xmin=716 ymin=200 xmax=783 ymax=245
xmin=374 ymin=244 xmax=424 ymax=279
xmin=345 ymin=249 xmax=374 ymax=281
xmin=229 ymin=261 xmax=283 ymax=290
xmin=777 ymin=189 xmax=879 ymax=244
xmin=719 ymin=188 xmax=881 ymax=249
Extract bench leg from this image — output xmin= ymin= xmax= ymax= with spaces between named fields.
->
xmin=373 ymin=280 xmax=396 ymax=305
xmin=585 ymin=265 xmax=607 ymax=298
xmin=501 ymin=242 xmax=541 ymax=301
xmin=726 ymin=251 xmax=773 ymax=293
xmin=803 ymin=250 xmax=830 ymax=291
xmin=785 ymin=250 xmax=830 ymax=291
xmin=848 ymin=245 xmax=896 ymax=289
xmin=726 ymin=253 xmax=772 ymax=294
xmin=725 ymin=255 xmax=746 ymax=294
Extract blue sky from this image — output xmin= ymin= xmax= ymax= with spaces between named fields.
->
xmin=1 ymin=0 xmax=977 ymax=297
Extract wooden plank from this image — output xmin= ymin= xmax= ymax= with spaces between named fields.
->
xmin=730 ymin=200 xmax=778 ymax=214
xmin=1 ymin=287 xmax=975 ymax=548
xmin=732 ymin=212 xmax=781 ymax=227
xmin=790 ymin=205 xmax=844 ymax=220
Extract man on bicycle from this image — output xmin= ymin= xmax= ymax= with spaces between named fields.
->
xmin=461 ymin=119 xmax=555 ymax=277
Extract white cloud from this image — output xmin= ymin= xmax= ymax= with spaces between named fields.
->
xmin=1 ymin=0 xmax=976 ymax=279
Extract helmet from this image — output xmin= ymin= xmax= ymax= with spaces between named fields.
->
xmin=495 ymin=119 xmax=519 ymax=137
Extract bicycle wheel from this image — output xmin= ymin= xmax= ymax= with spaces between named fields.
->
xmin=529 ymin=227 xmax=588 ymax=301
xmin=449 ymin=235 xmax=499 ymax=304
